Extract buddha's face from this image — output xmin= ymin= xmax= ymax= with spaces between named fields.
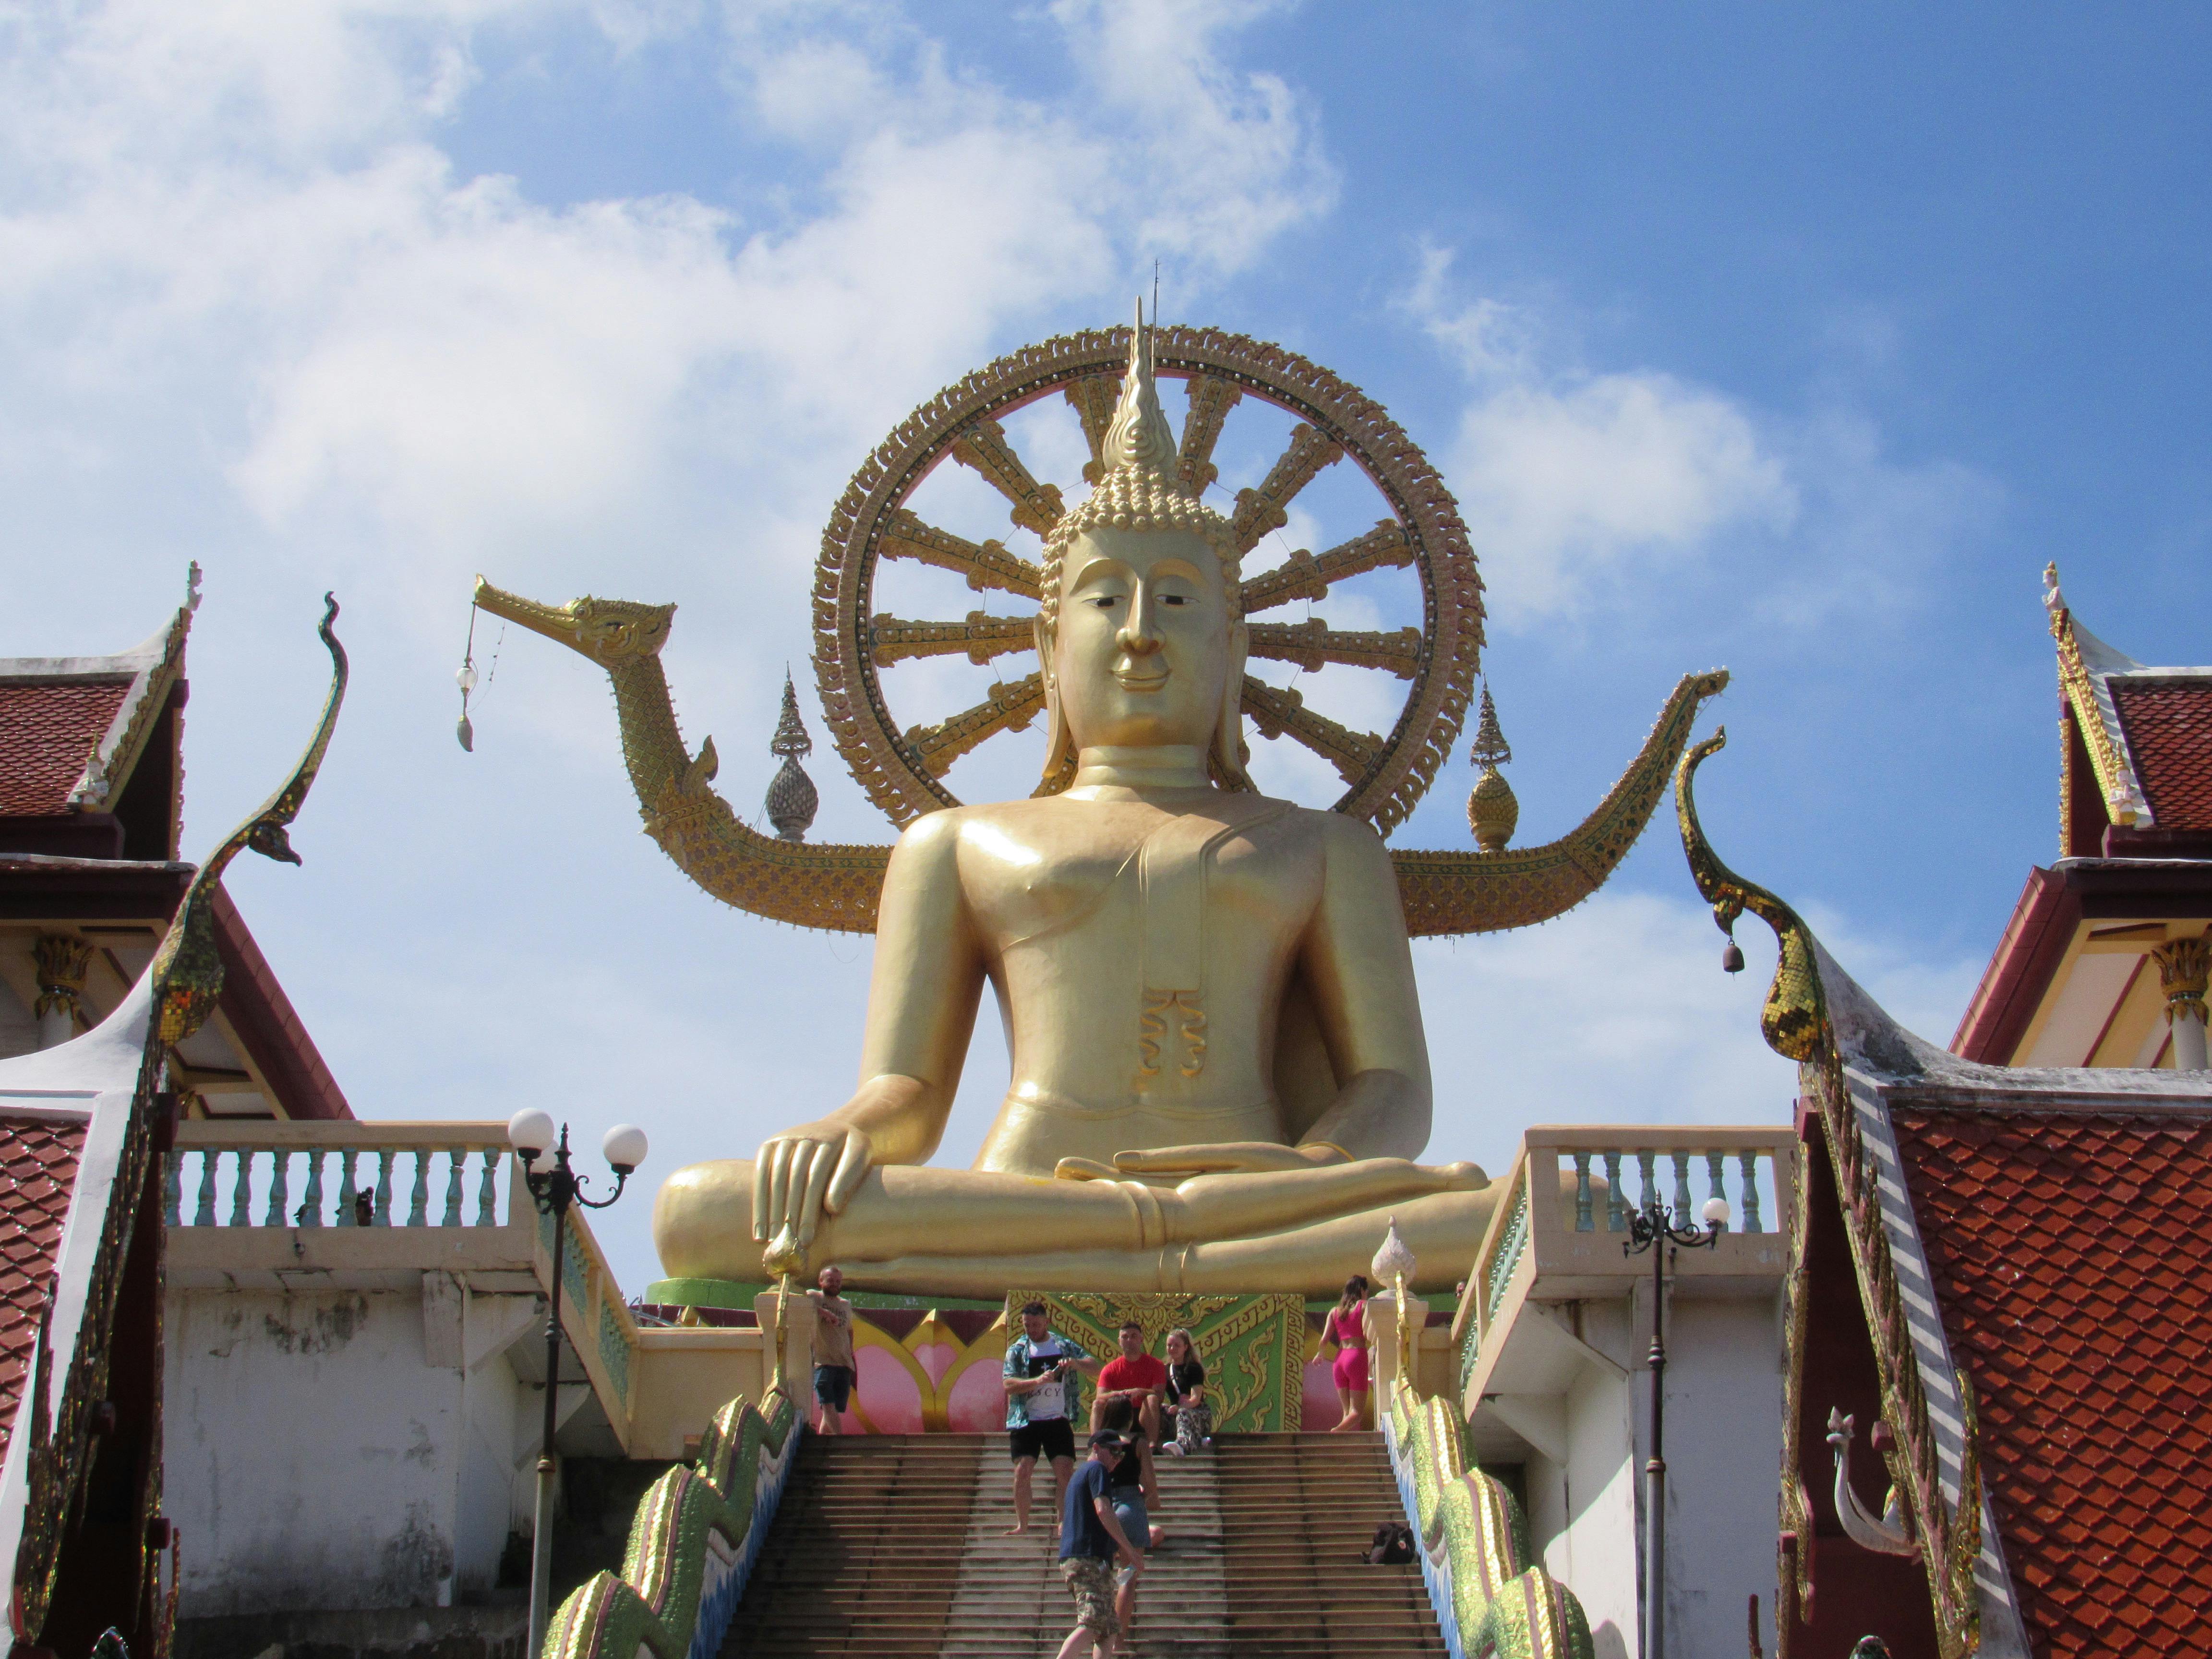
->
xmin=1051 ymin=525 xmax=1234 ymax=753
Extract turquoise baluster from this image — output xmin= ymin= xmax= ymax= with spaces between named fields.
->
xmin=1706 ymin=1151 xmax=1727 ymax=1227
xmin=336 ymin=1149 xmax=359 ymax=1226
xmin=475 ymin=1149 xmax=501 ymax=1226
xmin=1604 ymin=1152 xmax=1626 ymax=1232
xmin=228 ymin=1151 xmax=254 ymax=1227
xmin=442 ymin=1150 xmax=465 ymax=1226
xmin=1740 ymin=1150 xmax=1764 ymax=1234
xmin=1573 ymin=1153 xmax=1593 ymax=1232
xmin=299 ymin=1149 xmax=325 ymax=1227
xmin=407 ymin=1149 xmax=431 ymax=1227
xmin=264 ymin=1150 xmax=290 ymax=1227
xmin=194 ymin=1151 xmax=219 ymax=1227
xmin=1637 ymin=1151 xmax=1658 ymax=1218
xmin=373 ymin=1149 xmax=395 ymax=1226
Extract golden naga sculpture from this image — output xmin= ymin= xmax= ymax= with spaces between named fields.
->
xmin=476 ymin=311 xmax=1724 ymax=1295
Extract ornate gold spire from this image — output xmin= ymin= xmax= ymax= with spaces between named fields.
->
xmin=1466 ymin=683 xmax=1519 ymax=853
xmin=765 ymin=670 xmax=819 ymax=844
xmin=1100 ymin=299 xmax=1181 ymax=481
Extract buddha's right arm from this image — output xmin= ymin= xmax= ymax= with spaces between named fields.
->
xmin=753 ymin=813 xmax=985 ymax=1248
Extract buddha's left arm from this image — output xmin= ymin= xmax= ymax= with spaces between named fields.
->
xmin=1291 ymin=811 xmax=1434 ymax=1161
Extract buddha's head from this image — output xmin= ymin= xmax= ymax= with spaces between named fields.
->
xmin=1033 ymin=305 xmax=1252 ymax=789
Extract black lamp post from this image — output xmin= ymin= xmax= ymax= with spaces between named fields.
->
xmin=1624 ymin=1188 xmax=1728 ymax=1659
xmin=508 ymin=1109 xmax=648 ymax=1657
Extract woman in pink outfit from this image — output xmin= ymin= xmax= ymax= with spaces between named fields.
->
xmin=1324 ymin=1274 xmax=1371 ymax=1431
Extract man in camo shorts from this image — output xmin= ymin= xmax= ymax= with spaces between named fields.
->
xmin=1056 ymin=1432 xmax=1142 ymax=1658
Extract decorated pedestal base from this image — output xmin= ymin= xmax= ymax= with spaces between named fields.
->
xmin=645 ymin=1276 xmax=1373 ymax=1433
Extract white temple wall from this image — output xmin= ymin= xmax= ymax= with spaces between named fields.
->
xmin=1546 ymin=1344 xmax=1639 ymax=1659
xmin=1651 ymin=1294 xmax=1785 ymax=1659
xmin=163 ymin=1277 xmax=536 ymax=1614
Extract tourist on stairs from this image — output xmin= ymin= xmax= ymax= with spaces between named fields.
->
xmin=1092 ymin=1319 xmax=1169 ymax=1445
xmin=1160 ymin=1327 xmax=1210 ymax=1455
xmin=1006 ymin=1301 xmax=1102 ymax=1536
xmin=807 ymin=1264 xmax=856 ymax=1435
xmin=1058 ymin=1432 xmax=1142 ymax=1659
xmin=1326 ymin=1275 xmax=1371 ymax=1431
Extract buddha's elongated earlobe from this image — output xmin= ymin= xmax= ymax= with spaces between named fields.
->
xmin=1214 ymin=619 xmax=1255 ymax=791
xmin=1034 ymin=614 xmax=1076 ymax=784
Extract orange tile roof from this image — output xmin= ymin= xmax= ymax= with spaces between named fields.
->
xmin=2112 ymin=680 xmax=2212 ymax=831
xmin=1891 ymin=1107 xmax=2212 ymax=1656
xmin=0 ymin=682 xmax=127 ymax=816
xmin=0 ymin=1117 xmax=86 ymax=1457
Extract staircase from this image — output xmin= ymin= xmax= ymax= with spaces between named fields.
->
xmin=720 ymin=1433 xmax=1444 ymax=1658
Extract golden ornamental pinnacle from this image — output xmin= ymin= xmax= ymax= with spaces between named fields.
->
xmin=1466 ymin=683 xmax=1519 ymax=853
xmin=765 ymin=671 xmax=819 ymax=843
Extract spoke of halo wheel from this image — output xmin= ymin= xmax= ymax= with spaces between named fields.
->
xmin=1065 ymin=375 xmax=1119 ymax=484
xmin=1248 ymin=619 xmax=1424 ymax=679
xmin=950 ymin=418 xmax=1064 ymax=534
xmin=1239 ymin=521 xmax=1415 ymax=614
xmin=869 ymin=613 xmax=1035 ymax=668
xmin=1178 ymin=374 xmax=1243 ymax=495
xmin=902 ymin=673 xmax=1045 ymax=777
xmin=1239 ymin=675 xmax=1383 ymax=785
xmin=879 ymin=509 xmax=1042 ymax=600
xmin=1230 ymin=422 xmax=1345 ymax=552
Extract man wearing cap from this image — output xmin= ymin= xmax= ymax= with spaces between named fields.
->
xmin=1057 ymin=1431 xmax=1143 ymax=1659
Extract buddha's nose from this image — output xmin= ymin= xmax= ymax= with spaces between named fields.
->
xmin=1118 ymin=586 xmax=1163 ymax=655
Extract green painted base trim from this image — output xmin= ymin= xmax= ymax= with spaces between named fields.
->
xmin=644 ymin=1277 xmax=1005 ymax=1312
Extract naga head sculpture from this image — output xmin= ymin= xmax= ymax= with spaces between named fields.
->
xmin=473 ymin=582 xmax=676 ymax=668
xmin=1032 ymin=301 xmax=1253 ymax=791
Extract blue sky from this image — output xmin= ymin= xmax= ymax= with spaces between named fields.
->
xmin=5 ymin=2 xmax=2207 ymax=1290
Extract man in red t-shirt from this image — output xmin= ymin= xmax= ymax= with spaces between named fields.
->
xmin=1090 ymin=1320 xmax=1169 ymax=1444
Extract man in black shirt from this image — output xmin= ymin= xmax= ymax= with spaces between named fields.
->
xmin=1057 ymin=1432 xmax=1141 ymax=1658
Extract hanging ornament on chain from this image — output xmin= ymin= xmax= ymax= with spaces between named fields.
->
xmin=456 ymin=606 xmax=480 ymax=752
xmin=454 ymin=604 xmax=503 ymax=753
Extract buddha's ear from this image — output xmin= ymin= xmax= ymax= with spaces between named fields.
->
xmin=1214 ymin=619 xmax=1256 ymax=792
xmin=1034 ymin=613 xmax=1076 ymax=786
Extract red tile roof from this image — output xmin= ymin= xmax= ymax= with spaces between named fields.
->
xmin=0 ymin=682 xmax=127 ymax=816
xmin=1891 ymin=1107 xmax=2212 ymax=1657
xmin=2112 ymin=680 xmax=2212 ymax=830
xmin=0 ymin=1117 xmax=85 ymax=1457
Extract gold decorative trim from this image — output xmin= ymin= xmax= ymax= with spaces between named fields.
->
xmin=1676 ymin=735 xmax=1982 ymax=1659
xmin=2046 ymin=572 xmax=2145 ymax=828
xmin=810 ymin=323 xmax=1486 ymax=836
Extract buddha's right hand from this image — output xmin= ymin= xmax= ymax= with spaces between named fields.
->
xmin=753 ymin=1122 xmax=874 ymax=1267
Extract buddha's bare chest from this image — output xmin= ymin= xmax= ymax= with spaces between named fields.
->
xmin=954 ymin=799 xmax=1323 ymax=960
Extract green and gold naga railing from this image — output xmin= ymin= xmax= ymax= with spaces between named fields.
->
xmin=543 ymin=1386 xmax=800 ymax=1659
xmin=1381 ymin=1303 xmax=1595 ymax=1659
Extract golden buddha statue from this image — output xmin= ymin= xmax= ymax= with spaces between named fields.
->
xmin=645 ymin=314 xmax=1483 ymax=1295
xmin=473 ymin=308 xmax=1729 ymax=1296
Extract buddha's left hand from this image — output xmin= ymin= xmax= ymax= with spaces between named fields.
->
xmin=1056 ymin=1142 xmax=1354 ymax=1180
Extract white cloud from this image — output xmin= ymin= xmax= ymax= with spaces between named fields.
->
xmin=1403 ymin=246 xmax=1996 ymax=634
xmin=1415 ymin=889 xmax=1983 ymax=1188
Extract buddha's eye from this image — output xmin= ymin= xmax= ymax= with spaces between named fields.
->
xmin=1089 ymin=595 xmax=1120 ymax=610
xmin=1160 ymin=593 xmax=1191 ymax=606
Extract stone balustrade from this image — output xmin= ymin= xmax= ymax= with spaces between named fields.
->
xmin=165 ymin=1120 xmax=514 ymax=1229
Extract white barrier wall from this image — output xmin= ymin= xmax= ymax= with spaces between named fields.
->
xmin=164 ymin=1274 xmax=541 ymax=1613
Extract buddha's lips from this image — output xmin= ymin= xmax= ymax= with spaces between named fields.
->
xmin=1113 ymin=668 xmax=1169 ymax=690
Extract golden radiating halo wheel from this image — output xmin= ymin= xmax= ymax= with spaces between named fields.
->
xmin=811 ymin=323 xmax=1483 ymax=835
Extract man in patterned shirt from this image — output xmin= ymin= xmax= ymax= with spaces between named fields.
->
xmin=1005 ymin=1301 xmax=1104 ymax=1536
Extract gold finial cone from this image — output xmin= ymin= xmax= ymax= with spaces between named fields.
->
xmin=1466 ymin=683 xmax=1518 ymax=852
xmin=1101 ymin=298 xmax=1181 ymax=482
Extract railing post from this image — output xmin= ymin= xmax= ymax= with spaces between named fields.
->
xmin=1605 ymin=1151 xmax=1626 ymax=1232
xmin=407 ymin=1148 xmax=431 ymax=1227
xmin=264 ymin=1149 xmax=290 ymax=1228
xmin=337 ymin=1149 xmax=360 ymax=1226
xmin=476 ymin=1147 xmax=502 ymax=1226
xmin=300 ymin=1149 xmax=325 ymax=1227
xmin=1573 ymin=1152 xmax=1593 ymax=1232
xmin=194 ymin=1151 xmax=219 ymax=1227
xmin=229 ymin=1151 xmax=255 ymax=1227
xmin=373 ymin=1149 xmax=395 ymax=1226
xmin=1740 ymin=1150 xmax=1764 ymax=1234
xmin=442 ymin=1149 xmax=465 ymax=1226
